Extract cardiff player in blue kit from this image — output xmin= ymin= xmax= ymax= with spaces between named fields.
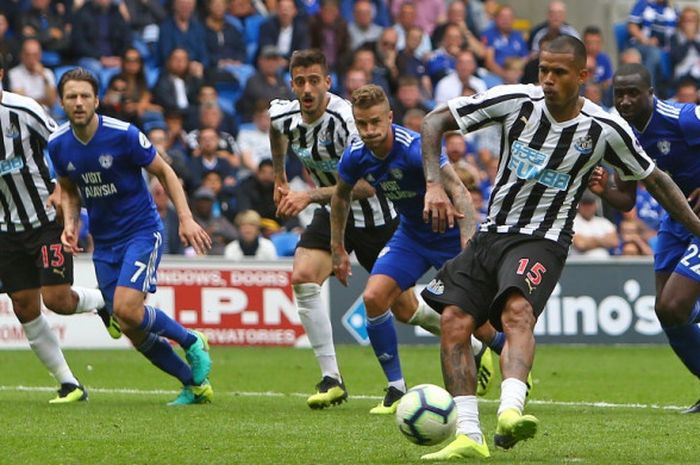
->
xmin=330 ymin=84 xmax=503 ymax=414
xmin=48 ymin=68 xmax=214 ymax=405
xmin=590 ymin=63 xmax=700 ymax=413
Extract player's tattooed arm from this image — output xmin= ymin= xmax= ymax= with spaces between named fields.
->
xmin=330 ymin=179 xmax=354 ymax=286
xmin=421 ymin=105 xmax=462 ymax=233
xmin=441 ymin=164 xmax=476 ymax=247
xmin=643 ymin=167 xmax=700 ymax=237
xmin=270 ymin=125 xmax=289 ymax=206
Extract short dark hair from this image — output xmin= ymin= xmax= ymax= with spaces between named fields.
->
xmin=543 ymin=35 xmax=587 ymax=68
xmin=351 ymin=84 xmax=389 ymax=110
xmin=615 ymin=63 xmax=652 ymax=88
xmin=58 ymin=67 xmax=99 ymax=99
xmin=583 ymin=26 xmax=602 ymax=37
xmin=258 ymin=159 xmax=273 ymax=170
xmin=289 ymin=49 xmax=328 ymax=76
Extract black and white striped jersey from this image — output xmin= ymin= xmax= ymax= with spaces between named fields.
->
xmin=448 ymin=84 xmax=655 ymax=247
xmin=270 ymin=92 xmax=396 ymax=229
xmin=0 ymin=91 xmax=58 ymax=233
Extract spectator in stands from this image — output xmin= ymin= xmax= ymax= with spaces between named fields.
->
xmin=340 ymin=66 xmax=368 ymax=99
xmin=391 ymin=76 xmax=430 ymax=124
xmin=425 ymin=23 xmax=462 ymax=86
xmin=71 ymin=0 xmax=132 ymax=76
xmin=201 ymin=169 xmax=238 ymax=222
xmin=123 ymin=0 xmax=166 ymax=53
xmin=616 ymin=219 xmax=653 ymax=256
xmin=351 ymin=46 xmax=391 ymax=95
xmin=257 ymin=0 xmax=309 ymax=61
xmin=147 ymin=125 xmax=191 ymax=188
xmin=158 ymin=0 xmax=209 ymax=72
xmin=572 ymin=191 xmax=619 ymax=258
xmin=150 ymin=177 xmax=183 ymax=255
xmin=673 ymin=79 xmax=698 ymax=103
xmin=402 ymin=107 xmax=425 ymax=132
xmin=309 ymin=0 xmax=352 ymax=75
xmin=0 ymin=12 xmax=20 ymax=82
xmin=521 ymin=30 xmax=559 ymax=85
xmin=204 ymin=0 xmax=248 ymax=81
xmin=584 ymin=82 xmax=610 ymax=111
xmin=627 ymin=0 xmax=678 ymax=91
xmin=118 ymin=47 xmax=162 ymax=120
xmin=434 ymin=49 xmax=485 ymax=104
xmin=372 ymin=27 xmax=400 ymax=91
xmin=152 ymin=47 xmax=203 ymax=116
xmin=391 ymin=0 xmax=445 ymax=37
xmin=100 ymin=74 xmax=141 ymax=126
xmin=396 ymin=25 xmax=430 ymax=93
xmin=224 ymin=210 xmax=278 ymax=260
xmin=191 ymin=185 xmax=238 ymax=255
xmin=8 ymin=38 xmax=56 ymax=110
xmin=19 ymin=0 xmax=70 ymax=62
xmin=226 ymin=0 xmax=265 ymax=62
xmin=187 ymin=101 xmax=241 ymax=168
xmin=236 ymin=45 xmax=293 ymax=122
xmin=392 ymin=2 xmax=432 ymax=59
xmin=482 ymin=5 xmax=528 ymax=82
xmin=583 ymin=26 xmax=613 ymax=92
xmin=189 ymin=127 xmax=238 ymax=186
xmin=237 ymin=100 xmax=272 ymax=176
xmin=348 ymin=0 xmax=383 ymax=51
xmin=431 ymin=0 xmax=483 ymax=59
xmin=501 ymin=56 xmax=524 ymax=84
xmin=670 ymin=6 xmax=700 ymax=88
xmin=527 ymin=0 xmax=580 ymax=54
xmin=620 ymin=47 xmax=643 ymax=65
xmin=163 ymin=108 xmax=190 ymax=155
xmin=236 ymin=159 xmax=278 ymax=225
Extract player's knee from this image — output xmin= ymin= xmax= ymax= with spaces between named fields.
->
xmin=11 ymin=295 xmax=41 ymax=322
xmin=363 ymin=287 xmax=390 ymax=317
xmin=42 ymin=291 xmax=74 ymax=315
xmin=501 ymin=294 xmax=535 ymax=332
xmin=291 ymin=269 xmax=318 ymax=286
xmin=441 ymin=306 xmax=474 ymax=340
xmin=655 ymin=295 xmax=692 ymax=326
xmin=112 ymin=302 xmax=141 ymax=328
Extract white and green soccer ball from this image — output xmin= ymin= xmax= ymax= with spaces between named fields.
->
xmin=395 ymin=384 xmax=457 ymax=446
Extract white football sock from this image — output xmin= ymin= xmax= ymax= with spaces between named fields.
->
xmin=23 ymin=314 xmax=78 ymax=385
xmin=470 ymin=336 xmax=484 ymax=355
xmin=388 ymin=378 xmax=406 ymax=392
xmin=455 ymin=395 xmax=483 ymax=443
xmin=406 ymin=296 xmax=441 ymax=335
xmin=294 ymin=283 xmax=341 ymax=382
xmin=498 ymin=378 xmax=528 ymax=416
xmin=72 ymin=286 xmax=105 ymax=313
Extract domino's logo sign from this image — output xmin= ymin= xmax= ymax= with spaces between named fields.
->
xmin=341 ymin=296 xmax=370 ymax=345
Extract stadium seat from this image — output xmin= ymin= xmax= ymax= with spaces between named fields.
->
xmin=613 ymin=22 xmax=630 ymax=53
xmin=270 ymin=231 xmax=300 ymax=257
xmin=53 ymin=65 xmax=75 ymax=85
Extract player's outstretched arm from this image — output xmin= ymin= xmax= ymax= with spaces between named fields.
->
xmin=421 ymin=104 xmax=461 ymax=233
xmin=643 ymin=167 xmax=700 ymax=237
xmin=441 ymin=164 xmax=474 ymax=248
xmin=588 ymin=166 xmax=637 ymax=212
xmin=270 ymin=125 xmax=289 ymax=207
xmin=57 ymin=175 xmax=83 ymax=254
xmin=147 ymin=154 xmax=212 ymax=255
xmin=277 ymin=179 xmax=376 ymax=219
xmin=330 ymin=179 xmax=355 ymax=286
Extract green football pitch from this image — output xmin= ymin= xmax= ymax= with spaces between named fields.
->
xmin=1 ymin=344 xmax=698 ymax=465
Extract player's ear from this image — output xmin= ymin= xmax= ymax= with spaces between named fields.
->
xmin=388 ymin=110 xmax=393 ymax=123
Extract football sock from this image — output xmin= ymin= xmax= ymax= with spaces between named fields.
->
xmin=497 ymin=378 xmax=528 ymax=416
xmin=454 ymin=395 xmax=482 ymax=443
xmin=689 ymin=301 xmax=700 ymax=324
xmin=294 ymin=283 xmax=341 ymax=381
xmin=489 ymin=331 xmax=505 ymax=355
xmin=72 ymin=286 xmax=105 ymax=313
xmin=137 ymin=333 xmax=194 ymax=385
xmin=138 ymin=305 xmax=197 ymax=348
xmin=471 ymin=336 xmax=484 ymax=355
xmin=406 ymin=296 xmax=441 ymax=335
xmin=367 ymin=310 xmax=403 ymax=383
xmin=663 ymin=323 xmax=700 ymax=378
xmin=23 ymin=314 xmax=79 ymax=385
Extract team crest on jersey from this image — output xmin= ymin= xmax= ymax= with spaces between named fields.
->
xmin=139 ymin=131 xmax=152 ymax=149
xmin=573 ymin=135 xmax=593 ymax=155
xmin=426 ymin=278 xmax=444 ymax=295
xmin=318 ymin=127 xmax=334 ymax=147
xmin=391 ymin=168 xmax=403 ymax=180
xmin=657 ymin=140 xmax=671 ymax=155
xmin=4 ymin=123 xmax=19 ymax=139
xmin=98 ymin=154 xmax=113 ymax=169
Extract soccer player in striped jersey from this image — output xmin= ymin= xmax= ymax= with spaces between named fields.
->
xmin=0 ymin=57 xmax=116 ymax=403
xmin=590 ymin=63 xmax=700 ymax=414
xmin=270 ymin=49 xmax=449 ymax=410
xmin=330 ymin=84 xmax=504 ymax=414
xmin=49 ymin=68 xmax=214 ymax=406
xmin=419 ymin=36 xmax=700 ymax=460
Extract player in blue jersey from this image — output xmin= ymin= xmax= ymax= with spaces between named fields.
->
xmin=330 ymin=84 xmax=503 ymax=413
xmin=48 ymin=68 xmax=214 ymax=405
xmin=590 ymin=63 xmax=700 ymax=414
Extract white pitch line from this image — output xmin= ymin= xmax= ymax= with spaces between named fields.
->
xmin=0 ymin=385 xmax=686 ymax=411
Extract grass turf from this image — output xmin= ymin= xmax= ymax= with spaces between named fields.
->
xmin=0 ymin=344 xmax=697 ymax=465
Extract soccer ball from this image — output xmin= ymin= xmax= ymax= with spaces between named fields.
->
xmin=395 ymin=384 xmax=457 ymax=446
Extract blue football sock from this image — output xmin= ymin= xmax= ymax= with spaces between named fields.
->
xmin=488 ymin=331 xmax=505 ymax=355
xmin=138 ymin=305 xmax=197 ymax=348
xmin=137 ymin=333 xmax=194 ymax=385
xmin=367 ymin=310 xmax=403 ymax=384
xmin=663 ymin=323 xmax=700 ymax=379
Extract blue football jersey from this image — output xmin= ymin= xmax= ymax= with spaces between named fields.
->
xmin=338 ymin=124 xmax=457 ymax=242
xmin=48 ymin=115 xmax=162 ymax=245
xmin=633 ymin=98 xmax=700 ymax=197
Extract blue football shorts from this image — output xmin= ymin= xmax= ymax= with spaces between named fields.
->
xmin=655 ymin=213 xmax=700 ymax=281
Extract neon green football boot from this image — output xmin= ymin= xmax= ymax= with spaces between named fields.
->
xmin=369 ymin=386 xmax=404 ymax=414
xmin=494 ymin=408 xmax=539 ymax=450
xmin=307 ymin=376 xmax=348 ymax=409
xmin=185 ymin=330 xmax=212 ymax=385
xmin=421 ymin=434 xmax=491 ymax=461
xmin=167 ymin=380 xmax=213 ymax=406
xmin=49 ymin=383 xmax=88 ymax=404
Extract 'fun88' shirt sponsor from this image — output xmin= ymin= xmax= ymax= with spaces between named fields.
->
xmin=48 ymin=115 xmax=161 ymax=245
xmin=338 ymin=124 xmax=458 ymax=243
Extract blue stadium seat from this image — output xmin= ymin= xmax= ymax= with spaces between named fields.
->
xmin=53 ymin=65 xmax=75 ymax=85
xmin=613 ymin=22 xmax=630 ymax=53
xmin=269 ymin=231 xmax=300 ymax=257
xmin=99 ymin=67 xmax=121 ymax=97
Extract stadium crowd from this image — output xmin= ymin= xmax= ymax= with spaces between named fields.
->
xmin=0 ymin=0 xmax=687 ymax=259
